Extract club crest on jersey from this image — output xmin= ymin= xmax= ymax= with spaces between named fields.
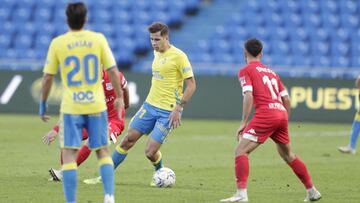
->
xmin=106 ymin=83 xmax=113 ymax=90
xmin=160 ymin=58 xmax=167 ymax=64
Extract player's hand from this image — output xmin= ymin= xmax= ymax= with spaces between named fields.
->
xmin=236 ymin=122 xmax=247 ymax=141
xmin=114 ymin=98 xmax=124 ymax=119
xmin=169 ymin=106 xmax=183 ymax=129
xmin=42 ymin=130 xmax=58 ymax=145
xmin=39 ymin=101 xmax=50 ymax=122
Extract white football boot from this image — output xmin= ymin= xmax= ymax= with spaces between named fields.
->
xmin=49 ymin=168 xmax=63 ymax=181
xmin=338 ymin=145 xmax=356 ymax=154
xmin=220 ymin=189 xmax=248 ymax=202
xmin=104 ymin=194 xmax=114 ymax=203
xmin=304 ymin=187 xmax=321 ymax=202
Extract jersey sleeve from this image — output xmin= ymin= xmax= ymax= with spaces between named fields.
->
xmin=238 ymin=68 xmax=253 ymax=93
xmin=43 ymin=39 xmax=59 ymax=75
xmin=118 ymin=72 xmax=128 ymax=89
xmin=178 ymin=52 xmax=194 ymax=79
xmin=99 ymin=34 xmax=116 ymax=70
xmin=277 ymin=75 xmax=288 ymax=97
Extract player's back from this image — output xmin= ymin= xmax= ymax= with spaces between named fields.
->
xmin=239 ymin=61 xmax=287 ymax=113
xmin=45 ymin=30 xmax=115 ymax=114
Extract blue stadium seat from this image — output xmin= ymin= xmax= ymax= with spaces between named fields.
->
xmin=264 ymin=12 xmax=283 ymax=27
xmin=0 ymin=8 xmax=11 ymax=22
xmin=300 ymin=0 xmax=320 ymax=14
xmin=321 ymin=12 xmax=340 ymax=29
xmin=114 ymin=1 xmax=131 ymax=11
xmin=33 ymin=7 xmax=52 ymax=22
xmin=351 ymin=57 xmax=360 ymax=68
xmin=311 ymin=55 xmax=331 ymax=67
xmin=269 ymin=40 xmax=290 ymax=55
xmin=213 ymin=53 xmax=235 ymax=63
xmin=331 ymin=56 xmax=350 ymax=67
xmin=11 ymin=7 xmax=32 ymax=22
xmin=113 ymin=11 xmax=132 ymax=24
xmin=320 ymin=0 xmax=339 ymax=14
xmin=340 ymin=13 xmax=358 ymax=31
xmin=34 ymin=34 xmax=52 ymax=50
xmin=14 ymin=34 xmax=33 ymax=49
xmin=0 ymin=34 xmax=11 ymax=49
xmin=292 ymin=54 xmax=311 ymax=66
xmin=210 ymin=39 xmax=232 ymax=54
xmin=310 ymin=41 xmax=330 ymax=56
xmin=339 ymin=0 xmax=357 ymax=14
xmin=331 ymin=41 xmax=350 ymax=56
xmin=16 ymin=22 xmax=36 ymax=36
xmin=290 ymin=40 xmax=310 ymax=55
xmin=91 ymin=10 xmax=112 ymax=24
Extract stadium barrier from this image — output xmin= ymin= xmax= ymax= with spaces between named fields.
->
xmin=0 ymin=70 xmax=358 ymax=123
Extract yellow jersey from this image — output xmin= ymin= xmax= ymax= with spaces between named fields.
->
xmin=146 ymin=45 xmax=194 ymax=111
xmin=43 ymin=30 xmax=116 ymax=114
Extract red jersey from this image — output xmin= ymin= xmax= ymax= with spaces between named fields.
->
xmin=238 ymin=61 xmax=288 ymax=112
xmin=102 ymin=70 xmax=127 ymax=120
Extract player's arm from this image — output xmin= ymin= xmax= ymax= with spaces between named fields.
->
xmin=176 ymin=76 xmax=196 ymax=112
xmin=107 ymin=67 xmax=124 ymax=111
xmin=240 ymin=91 xmax=253 ymax=127
xmin=39 ymin=73 xmax=55 ymax=122
xmin=170 ymin=76 xmax=196 ymax=129
xmin=281 ymin=95 xmax=291 ymax=116
xmin=42 ymin=122 xmax=60 ymax=145
xmin=40 ymin=39 xmax=58 ymax=122
xmin=123 ymin=85 xmax=130 ymax=109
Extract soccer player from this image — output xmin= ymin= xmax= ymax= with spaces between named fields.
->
xmin=83 ymin=22 xmax=196 ymax=185
xmin=338 ymin=75 xmax=360 ymax=154
xmin=220 ymin=39 xmax=321 ymax=202
xmin=42 ymin=70 xmax=129 ymax=181
xmin=39 ymin=3 xmax=123 ymax=203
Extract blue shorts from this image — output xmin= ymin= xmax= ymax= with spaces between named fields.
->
xmin=130 ymin=102 xmax=171 ymax=143
xmin=59 ymin=111 xmax=109 ymax=150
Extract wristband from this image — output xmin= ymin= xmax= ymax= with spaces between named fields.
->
xmin=39 ymin=101 xmax=47 ymax=116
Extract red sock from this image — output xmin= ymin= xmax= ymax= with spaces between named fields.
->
xmin=76 ymin=145 xmax=91 ymax=166
xmin=288 ymin=157 xmax=313 ymax=189
xmin=235 ymin=155 xmax=249 ymax=189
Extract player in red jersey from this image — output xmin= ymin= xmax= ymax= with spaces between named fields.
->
xmin=42 ymin=70 xmax=130 ymax=181
xmin=220 ymin=39 xmax=321 ymax=202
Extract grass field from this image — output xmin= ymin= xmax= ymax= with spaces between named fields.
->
xmin=1 ymin=114 xmax=360 ymax=203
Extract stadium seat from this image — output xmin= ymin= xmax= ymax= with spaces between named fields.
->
xmin=0 ymin=34 xmax=11 ymax=49
xmin=331 ymin=56 xmax=350 ymax=67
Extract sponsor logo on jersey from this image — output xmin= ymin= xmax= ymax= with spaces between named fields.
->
xmin=106 ymin=83 xmax=113 ymax=91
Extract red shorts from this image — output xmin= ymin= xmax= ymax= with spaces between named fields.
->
xmin=242 ymin=110 xmax=290 ymax=144
xmin=82 ymin=118 xmax=125 ymax=144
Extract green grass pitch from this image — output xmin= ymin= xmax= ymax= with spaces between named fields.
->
xmin=1 ymin=114 xmax=359 ymax=203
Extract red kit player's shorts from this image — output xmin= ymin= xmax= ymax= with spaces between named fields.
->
xmin=241 ymin=109 xmax=290 ymax=144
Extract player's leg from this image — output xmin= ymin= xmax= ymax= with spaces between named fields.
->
xmin=145 ymin=138 xmax=163 ymax=171
xmin=273 ymin=119 xmax=321 ymax=202
xmin=276 ymin=143 xmax=321 ymax=202
xmin=222 ymin=117 xmax=275 ymax=202
xmin=112 ymin=128 xmax=143 ymax=169
xmin=112 ymin=103 xmax=155 ymax=169
xmin=49 ymin=130 xmax=90 ymax=182
xmin=87 ymin=111 xmax=114 ymax=202
xmin=338 ymin=111 xmax=360 ymax=154
xmin=60 ymin=113 xmax=84 ymax=203
xmin=220 ymin=138 xmax=259 ymax=202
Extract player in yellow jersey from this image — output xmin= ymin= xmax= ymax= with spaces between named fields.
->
xmin=39 ymin=3 xmax=123 ymax=203
xmin=84 ymin=22 xmax=196 ymax=185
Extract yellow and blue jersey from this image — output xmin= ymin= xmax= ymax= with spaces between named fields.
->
xmin=43 ymin=30 xmax=116 ymax=114
xmin=145 ymin=45 xmax=194 ymax=111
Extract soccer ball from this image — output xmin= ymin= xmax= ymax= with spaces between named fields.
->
xmin=152 ymin=167 xmax=176 ymax=188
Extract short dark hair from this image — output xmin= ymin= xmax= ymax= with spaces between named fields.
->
xmin=245 ymin=38 xmax=263 ymax=57
xmin=147 ymin=22 xmax=169 ymax=36
xmin=66 ymin=2 xmax=87 ymax=30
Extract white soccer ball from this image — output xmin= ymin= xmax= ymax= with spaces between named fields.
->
xmin=152 ymin=167 xmax=176 ymax=188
